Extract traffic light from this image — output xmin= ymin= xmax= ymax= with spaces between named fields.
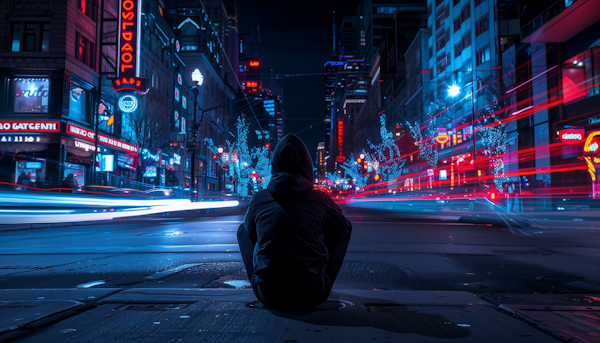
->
xmin=213 ymin=154 xmax=218 ymax=159
xmin=265 ymin=143 xmax=270 ymax=149
xmin=170 ymin=142 xmax=178 ymax=147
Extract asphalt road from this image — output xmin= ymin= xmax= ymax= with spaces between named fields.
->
xmin=1 ymin=205 xmax=600 ymax=295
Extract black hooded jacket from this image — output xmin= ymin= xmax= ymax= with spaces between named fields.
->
xmin=243 ymin=134 xmax=352 ymax=308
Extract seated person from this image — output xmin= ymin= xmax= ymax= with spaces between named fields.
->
xmin=238 ymin=134 xmax=352 ymax=310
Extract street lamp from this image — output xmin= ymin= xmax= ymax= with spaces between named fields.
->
xmin=189 ymin=69 xmax=204 ymax=201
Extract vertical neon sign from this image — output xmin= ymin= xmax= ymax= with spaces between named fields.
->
xmin=117 ymin=0 xmax=141 ymax=78
xmin=336 ymin=120 xmax=344 ymax=162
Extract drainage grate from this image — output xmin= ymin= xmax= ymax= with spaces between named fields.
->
xmin=116 ymin=304 xmax=190 ymax=311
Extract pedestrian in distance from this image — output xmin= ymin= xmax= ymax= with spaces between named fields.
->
xmin=237 ymin=133 xmax=352 ymax=311
xmin=61 ymin=174 xmax=76 ymax=192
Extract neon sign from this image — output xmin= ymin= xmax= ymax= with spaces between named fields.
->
xmin=249 ymin=61 xmax=259 ymax=67
xmin=175 ymin=87 xmax=179 ymax=101
xmin=175 ymin=40 xmax=180 ymax=52
xmin=118 ymin=95 xmax=138 ymax=113
xmin=336 ymin=120 xmax=344 ymax=162
xmin=0 ymin=121 xmax=60 ymax=132
xmin=246 ymin=81 xmax=258 ymax=88
xmin=112 ymin=0 xmax=148 ymax=93
xmin=174 ymin=110 xmax=179 ymax=127
xmin=67 ymin=124 xmax=138 ymax=153
xmin=436 ymin=128 xmax=449 ymax=144
xmin=182 ymin=95 xmax=187 ymax=109
xmin=558 ymin=127 xmax=585 ymax=145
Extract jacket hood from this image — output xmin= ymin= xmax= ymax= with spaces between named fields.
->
xmin=270 ymin=134 xmax=314 ymax=183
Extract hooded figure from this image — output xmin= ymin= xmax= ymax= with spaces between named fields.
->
xmin=238 ymin=134 xmax=352 ymax=310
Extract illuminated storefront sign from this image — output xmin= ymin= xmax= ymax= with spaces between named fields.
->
xmin=177 ymin=73 xmax=182 ymax=85
xmin=249 ymin=61 xmax=259 ymax=67
xmin=74 ymin=140 xmax=99 ymax=152
xmin=118 ymin=94 xmax=138 ymax=112
xmin=175 ymin=87 xmax=179 ymax=101
xmin=0 ymin=121 xmax=60 ymax=132
xmin=174 ymin=111 xmax=179 ymax=127
xmin=181 ymin=118 xmax=186 ymax=133
xmin=67 ymin=124 xmax=138 ymax=153
xmin=436 ymin=128 xmax=449 ymax=144
xmin=0 ymin=135 xmax=44 ymax=143
xmin=25 ymin=162 xmax=42 ymax=169
xmin=558 ymin=127 xmax=585 ymax=144
xmin=112 ymin=0 xmax=148 ymax=93
xmin=175 ymin=40 xmax=180 ymax=52
xmin=182 ymin=95 xmax=187 ymax=109
xmin=10 ymin=78 xmax=50 ymax=113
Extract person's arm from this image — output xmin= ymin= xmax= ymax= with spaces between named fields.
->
xmin=324 ymin=196 xmax=352 ymax=237
xmin=243 ymin=197 xmax=258 ymax=245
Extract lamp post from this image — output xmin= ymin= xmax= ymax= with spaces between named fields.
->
xmin=190 ymin=68 xmax=204 ymax=201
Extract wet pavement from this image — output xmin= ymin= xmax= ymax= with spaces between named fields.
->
xmin=1 ymin=208 xmax=600 ymax=341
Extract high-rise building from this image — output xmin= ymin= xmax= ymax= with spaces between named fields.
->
xmin=165 ymin=0 xmax=238 ymax=192
xmin=363 ymin=0 xmax=427 ymax=65
xmin=340 ymin=16 xmax=359 ymax=59
xmin=239 ymin=29 xmax=262 ymax=96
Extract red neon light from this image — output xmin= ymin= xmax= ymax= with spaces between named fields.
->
xmin=0 ymin=121 xmax=60 ymax=133
xmin=246 ymin=81 xmax=258 ymax=88
xmin=249 ymin=61 xmax=259 ymax=67
xmin=558 ymin=128 xmax=585 ymax=145
xmin=118 ymin=0 xmax=139 ymax=77
xmin=66 ymin=123 xmax=138 ymax=153
xmin=336 ymin=120 xmax=344 ymax=162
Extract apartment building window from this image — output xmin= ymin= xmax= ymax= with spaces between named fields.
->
xmin=461 ymin=2 xmax=470 ymax=22
xmin=435 ymin=0 xmax=444 ymax=7
xmin=454 ymin=41 xmax=462 ymax=57
xmin=454 ymin=0 xmax=461 ymax=5
xmin=462 ymin=30 xmax=472 ymax=48
xmin=11 ymin=22 xmax=50 ymax=52
xmin=436 ymin=14 xmax=445 ymax=29
xmin=474 ymin=0 xmax=484 ymax=7
xmin=454 ymin=17 xmax=461 ymax=32
xmin=428 ymin=4 xmax=431 ymax=16
xmin=476 ymin=45 xmax=490 ymax=65
xmin=75 ymin=32 xmax=96 ymax=71
xmin=436 ymin=35 xmax=446 ymax=50
xmin=78 ymin=0 xmax=96 ymax=21
xmin=428 ymin=25 xmax=432 ymax=38
xmin=475 ymin=14 xmax=489 ymax=37
xmin=429 ymin=46 xmax=433 ymax=60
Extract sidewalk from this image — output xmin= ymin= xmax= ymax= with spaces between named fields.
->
xmin=4 ymin=287 xmax=595 ymax=342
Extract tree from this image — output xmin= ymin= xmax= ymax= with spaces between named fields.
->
xmin=403 ymin=91 xmax=442 ymax=169
xmin=365 ymin=113 xmax=405 ymax=183
xmin=476 ymin=61 xmax=518 ymax=192
xmin=205 ymin=116 xmax=268 ymax=197
xmin=122 ymin=89 xmax=172 ymax=182
xmin=340 ymin=153 xmax=367 ymax=189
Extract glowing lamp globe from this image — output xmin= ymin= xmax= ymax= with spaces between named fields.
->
xmin=448 ymin=84 xmax=460 ymax=97
xmin=217 ymin=147 xmax=224 ymax=154
xmin=192 ymin=69 xmax=204 ymax=86
xmin=359 ymin=153 xmax=365 ymax=159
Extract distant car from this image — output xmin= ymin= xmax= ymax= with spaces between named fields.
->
xmin=438 ymin=185 xmax=489 ymax=211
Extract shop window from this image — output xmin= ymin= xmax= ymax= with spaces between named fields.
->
xmin=69 ymin=85 xmax=89 ymax=122
xmin=562 ymin=49 xmax=600 ymax=104
xmin=475 ymin=14 xmax=489 ymax=37
xmin=78 ymin=0 xmax=96 ymax=21
xmin=476 ymin=45 xmax=490 ymax=65
xmin=99 ymin=101 xmax=115 ymax=134
xmin=9 ymin=77 xmax=49 ymax=113
xmin=11 ymin=22 xmax=50 ymax=52
xmin=75 ymin=32 xmax=96 ymax=71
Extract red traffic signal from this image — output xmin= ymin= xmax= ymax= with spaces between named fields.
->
xmin=213 ymin=154 xmax=218 ymax=159
xmin=265 ymin=143 xmax=271 ymax=149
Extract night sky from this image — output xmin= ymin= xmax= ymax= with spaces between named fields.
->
xmin=236 ymin=0 xmax=363 ymax=158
